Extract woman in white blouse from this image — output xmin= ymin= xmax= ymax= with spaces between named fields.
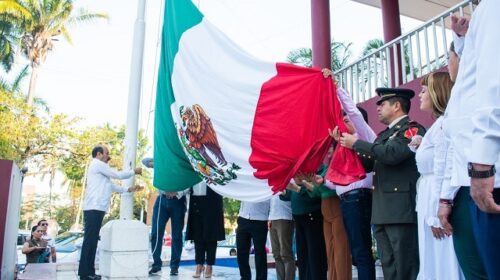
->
xmin=414 ymin=71 xmax=463 ymax=280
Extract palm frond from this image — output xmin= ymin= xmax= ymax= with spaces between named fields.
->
xmin=58 ymin=25 xmax=71 ymax=44
xmin=33 ymin=96 xmax=50 ymax=113
xmin=361 ymin=39 xmax=384 ymax=57
xmin=46 ymin=1 xmax=72 ymax=29
xmin=0 ymin=36 xmax=15 ymax=72
xmin=0 ymin=77 xmax=10 ymax=92
xmin=68 ymin=8 xmax=108 ymax=26
xmin=286 ymin=48 xmax=312 ymax=67
xmin=0 ymin=0 xmax=32 ymax=20
xmin=12 ymin=64 xmax=29 ymax=91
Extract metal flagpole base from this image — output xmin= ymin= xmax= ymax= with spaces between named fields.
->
xmin=99 ymin=220 xmax=149 ymax=279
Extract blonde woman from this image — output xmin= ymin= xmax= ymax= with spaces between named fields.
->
xmin=415 ymin=72 xmax=463 ymax=280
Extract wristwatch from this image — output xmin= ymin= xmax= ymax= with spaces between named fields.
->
xmin=468 ymin=163 xmax=496 ymax=178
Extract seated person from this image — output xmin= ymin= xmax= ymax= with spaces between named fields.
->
xmin=22 ymin=225 xmax=50 ymax=264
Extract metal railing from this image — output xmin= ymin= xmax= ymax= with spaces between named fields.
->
xmin=334 ymin=0 xmax=475 ymax=103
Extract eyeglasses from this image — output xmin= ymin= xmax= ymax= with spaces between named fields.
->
xmin=41 ymin=223 xmax=48 ymax=226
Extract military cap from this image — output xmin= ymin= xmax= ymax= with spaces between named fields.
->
xmin=375 ymin=87 xmax=415 ymax=105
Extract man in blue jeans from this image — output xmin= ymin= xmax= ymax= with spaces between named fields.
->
xmin=143 ymin=158 xmax=188 ymax=276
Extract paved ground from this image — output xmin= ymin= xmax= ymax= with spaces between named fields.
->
xmin=56 ymin=265 xmax=385 ymax=279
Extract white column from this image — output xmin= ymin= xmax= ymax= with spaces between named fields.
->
xmin=120 ymin=0 xmax=147 ymax=220
xmin=101 ymin=3 xmax=150 ymax=278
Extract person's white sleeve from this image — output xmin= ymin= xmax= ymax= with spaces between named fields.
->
xmin=469 ymin=1 xmax=500 ymax=164
xmin=426 ymin=124 xmax=446 ymax=227
xmin=440 ymin=143 xmax=460 ymax=199
xmin=108 ymin=181 xmax=127 ymax=193
xmin=452 ymin=33 xmax=465 ymax=57
xmin=99 ymin=163 xmax=134 ymax=180
xmin=337 ymin=87 xmax=377 ymax=142
xmin=470 ymin=108 xmax=500 ymax=164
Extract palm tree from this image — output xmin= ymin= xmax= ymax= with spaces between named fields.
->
xmin=0 ymin=64 xmax=28 ymax=92
xmin=0 ymin=1 xmax=30 ymax=71
xmin=0 ymin=0 xmax=107 ymax=106
xmin=287 ymin=41 xmax=352 ymax=72
xmin=361 ymin=38 xmax=416 ymax=78
xmin=361 ymin=38 xmax=384 ymax=57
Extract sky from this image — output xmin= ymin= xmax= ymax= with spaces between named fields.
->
xmin=18 ymin=0 xmax=423 ymax=191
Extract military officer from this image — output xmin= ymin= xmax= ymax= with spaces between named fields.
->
xmin=338 ymin=87 xmax=425 ymax=280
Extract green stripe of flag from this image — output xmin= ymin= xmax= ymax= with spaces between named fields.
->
xmin=153 ymin=0 xmax=204 ymax=191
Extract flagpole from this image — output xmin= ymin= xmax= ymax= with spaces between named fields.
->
xmin=311 ymin=0 xmax=331 ymax=68
xmin=120 ymin=0 xmax=147 ymax=220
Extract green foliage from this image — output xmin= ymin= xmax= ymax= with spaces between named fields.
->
xmin=0 ymin=0 xmax=108 ymax=69
xmin=0 ymin=0 xmax=108 ymax=106
xmin=2 ymin=83 xmax=152 ymax=230
xmin=1 ymin=0 xmax=153 ymax=231
xmin=0 ymin=88 xmax=77 ymax=167
xmin=361 ymin=38 xmax=417 ymax=78
xmin=54 ymin=203 xmax=77 ymax=233
xmin=223 ymin=197 xmax=240 ymax=226
xmin=286 ymin=41 xmax=352 ymax=71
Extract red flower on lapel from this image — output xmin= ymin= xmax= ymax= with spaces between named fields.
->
xmin=404 ymin=127 xmax=419 ymax=139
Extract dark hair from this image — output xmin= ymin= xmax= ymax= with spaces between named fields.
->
xmin=388 ymin=97 xmax=411 ymax=114
xmin=357 ymin=106 xmax=369 ymax=124
xmin=37 ymin=219 xmax=47 ymax=226
xmin=30 ymin=225 xmax=40 ymax=240
xmin=92 ymin=146 xmax=104 ymax=158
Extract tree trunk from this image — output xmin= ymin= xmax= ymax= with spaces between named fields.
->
xmin=26 ymin=64 xmax=39 ymax=107
xmin=49 ymin=167 xmax=55 ymax=219
xmin=72 ymin=161 xmax=90 ymax=230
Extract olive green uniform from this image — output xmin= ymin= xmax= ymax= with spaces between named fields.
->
xmin=353 ymin=116 xmax=425 ymax=280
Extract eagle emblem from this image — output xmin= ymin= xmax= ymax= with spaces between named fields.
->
xmin=177 ymin=104 xmax=240 ymax=185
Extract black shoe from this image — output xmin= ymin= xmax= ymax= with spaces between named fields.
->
xmin=170 ymin=268 xmax=179 ymax=276
xmin=80 ymin=276 xmax=100 ymax=280
xmin=149 ymin=267 xmax=161 ymax=275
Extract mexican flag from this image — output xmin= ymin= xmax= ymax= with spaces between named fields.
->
xmin=153 ymin=0 xmax=364 ymax=201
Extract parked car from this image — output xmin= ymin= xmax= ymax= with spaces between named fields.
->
xmin=217 ymin=234 xmax=237 ymax=257
xmin=16 ymin=230 xmax=31 ymax=266
xmin=216 ymin=234 xmax=271 ymax=257
xmin=54 ymin=231 xmax=85 ymax=263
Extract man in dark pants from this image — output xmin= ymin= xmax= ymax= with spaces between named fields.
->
xmin=340 ymin=88 xmax=425 ymax=280
xmin=142 ymin=158 xmax=188 ymax=276
xmin=236 ymin=200 xmax=270 ymax=280
xmin=78 ymin=145 xmax=142 ymax=280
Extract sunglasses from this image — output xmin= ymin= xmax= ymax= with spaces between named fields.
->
xmin=41 ymin=223 xmax=48 ymax=226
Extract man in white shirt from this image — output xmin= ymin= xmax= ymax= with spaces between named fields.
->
xmin=78 ymin=145 xmax=142 ymax=280
xmin=237 ymin=200 xmax=270 ymax=280
xmin=438 ymin=0 xmax=500 ymax=278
